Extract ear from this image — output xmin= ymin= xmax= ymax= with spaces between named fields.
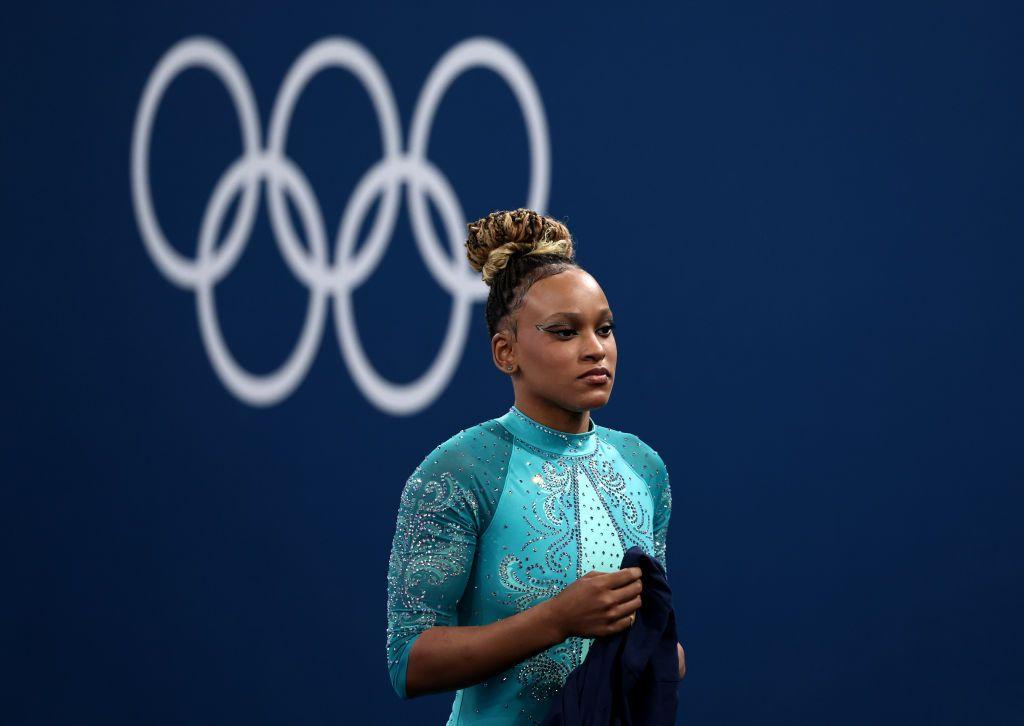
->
xmin=492 ymin=330 xmax=516 ymax=373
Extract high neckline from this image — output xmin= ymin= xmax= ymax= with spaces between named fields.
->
xmin=495 ymin=403 xmax=599 ymax=456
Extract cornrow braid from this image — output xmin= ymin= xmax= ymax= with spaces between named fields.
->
xmin=465 ymin=208 xmax=580 ymax=339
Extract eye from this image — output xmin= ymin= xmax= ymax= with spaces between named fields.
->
xmin=546 ymin=322 xmax=615 ymax=339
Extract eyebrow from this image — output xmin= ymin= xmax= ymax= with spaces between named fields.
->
xmin=541 ymin=308 xmax=613 ymax=323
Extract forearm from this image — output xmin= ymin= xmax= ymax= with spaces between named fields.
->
xmin=405 ymin=599 xmax=565 ymax=698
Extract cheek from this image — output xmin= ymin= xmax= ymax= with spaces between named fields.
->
xmin=540 ymin=344 xmax=576 ymax=370
xmin=527 ymin=342 xmax=573 ymax=375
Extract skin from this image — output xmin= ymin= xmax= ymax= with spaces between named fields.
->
xmin=495 ymin=268 xmax=685 ymax=679
xmin=404 ymin=267 xmax=685 ymax=699
xmin=492 ymin=268 xmax=617 ymax=432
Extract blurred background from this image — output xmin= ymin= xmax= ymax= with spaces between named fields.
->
xmin=3 ymin=1 xmax=1022 ymax=723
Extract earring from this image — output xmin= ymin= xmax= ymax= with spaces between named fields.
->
xmin=506 ymin=365 xmax=514 ymax=372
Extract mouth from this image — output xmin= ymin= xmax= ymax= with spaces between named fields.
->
xmin=578 ymin=368 xmax=611 ymax=385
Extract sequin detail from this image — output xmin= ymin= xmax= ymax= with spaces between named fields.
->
xmin=494 ymin=436 xmax=658 ymax=700
xmin=384 ymin=409 xmax=672 ymax=724
xmin=385 ymin=422 xmax=512 ymax=694
xmin=386 ymin=470 xmax=473 ymax=640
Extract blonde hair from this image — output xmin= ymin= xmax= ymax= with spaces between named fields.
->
xmin=464 ymin=208 xmax=580 ymax=338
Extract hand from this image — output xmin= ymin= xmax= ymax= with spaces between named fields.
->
xmin=676 ymin=641 xmax=686 ymax=679
xmin=545 ymin=567 xmax=643 ymax=640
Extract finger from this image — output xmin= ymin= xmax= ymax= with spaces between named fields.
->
xmin=606 ymin=567 xmax=641 ymax=587
xmin=607 ymin=594 xmax=642 ymax=620
xmin=582 ymin=570 xmax=605 ymax=578
xmin=608 ymin=579 xmax=642 ymax=604
xmin=607 ymin=567 xmax=642 ymax=588
xmin=606 ymin=612 xmax=635 ymax=635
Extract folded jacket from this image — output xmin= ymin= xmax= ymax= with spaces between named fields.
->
xmin=540 ymin=545 xmax=682 ymax=725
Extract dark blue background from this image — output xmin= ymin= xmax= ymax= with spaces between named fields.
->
xmin=4 ymin=2 xmax=1022 ymax=723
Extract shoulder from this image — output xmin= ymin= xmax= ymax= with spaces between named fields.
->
xmin=414 ymin=417 xmax=516 ymax=474
xmin=595 ymin=423 xmax=669 ymax=488
xmin=400 ymin=417 xmax=515 ymax=531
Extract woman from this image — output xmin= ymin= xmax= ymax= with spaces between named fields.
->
xmin=386 ymin=209 xmax=684 ymax=724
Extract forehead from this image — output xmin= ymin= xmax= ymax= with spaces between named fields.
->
xmin=521 ymin=269 xmax=610 ymax=320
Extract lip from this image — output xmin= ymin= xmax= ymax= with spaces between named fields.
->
xmin=578 ymin=367 xmax=611 ymax=384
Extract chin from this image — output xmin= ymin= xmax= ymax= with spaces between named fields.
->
xmin=577 ymin=389 xmax=612 ymax=410
xmin=552 ymin=384 xmax=613 ymax=413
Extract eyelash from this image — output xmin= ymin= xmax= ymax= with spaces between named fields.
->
xmin=548 ymin=323 xmax=616 ymax=339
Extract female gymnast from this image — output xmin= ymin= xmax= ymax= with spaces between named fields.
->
xmin=386 ymin=208 xmax=685 ymax=724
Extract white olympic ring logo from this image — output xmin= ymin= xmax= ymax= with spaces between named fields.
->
xmin=131 ymin=36 xmax=549 ymax=414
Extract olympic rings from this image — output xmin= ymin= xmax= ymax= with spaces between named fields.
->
xmin=130 ymin=35 xmax=550 ymax=414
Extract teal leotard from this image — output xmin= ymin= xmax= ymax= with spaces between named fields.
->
xmin=386 ymin=403 xmax=672 ymax=724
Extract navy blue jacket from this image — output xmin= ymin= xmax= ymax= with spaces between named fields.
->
xmin=540 ymin=546 xmax=682 ymax=725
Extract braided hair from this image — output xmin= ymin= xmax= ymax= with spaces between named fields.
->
xmin=465 ymin=208 xmax=580 ymax=339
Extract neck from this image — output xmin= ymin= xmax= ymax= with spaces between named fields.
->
xmin=513 ymin=396 xmax=591 ymax=434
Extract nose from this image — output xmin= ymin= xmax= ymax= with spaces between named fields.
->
xmin=581 ymin=328 xmax=607 ymax=363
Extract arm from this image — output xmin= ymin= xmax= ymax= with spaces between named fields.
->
xmin=655 ymin=453 xmax=682 ymax=680
xmin=405 ymin=598 xmax=565 ymax=698
xmin=407 ymin=568 xmax=645 ymax=696
xmin=648 ymin=447 xmax=672 ymax=573
xmin=386 ymin=451 xmax=507 ymax=700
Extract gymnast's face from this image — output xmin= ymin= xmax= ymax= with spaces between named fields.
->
xmin=503 ymin=267 xmax=617 ymax=413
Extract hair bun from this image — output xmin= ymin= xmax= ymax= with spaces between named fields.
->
xmin=465 ymin=208 xmax=575 ymax=286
